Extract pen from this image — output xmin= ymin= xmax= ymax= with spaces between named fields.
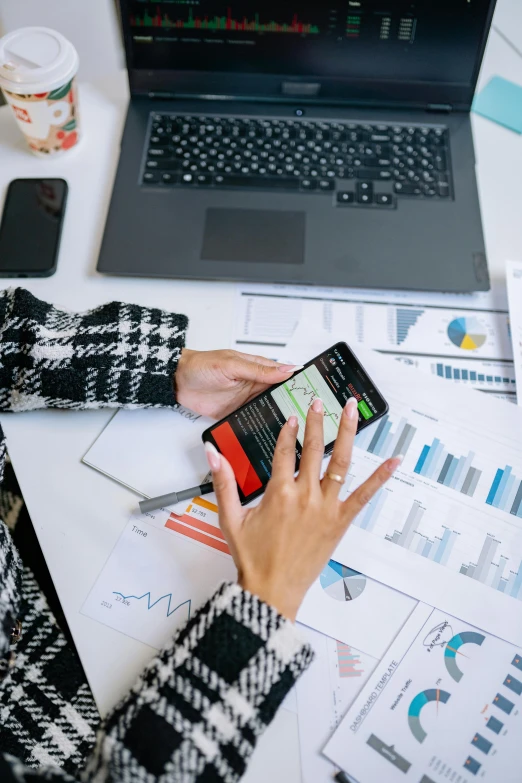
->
xmin=139 ymin=481 xmax=214 ymax=514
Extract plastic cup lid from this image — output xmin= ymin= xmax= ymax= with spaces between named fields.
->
xmin=0 ymin=27 xmax=79 ymax=94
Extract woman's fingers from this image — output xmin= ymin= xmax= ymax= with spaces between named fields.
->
xmin=297 ymin=399 xmax=326 ymax=483
xmin=341 ymin=455 xmax=402 ymax=524
xmin=270 ymin=416 xmax=299 ymax=484
xmin=322 ymin=397 xmax=358 ymax=499
xmin=204 ymin=443 xmax=244 ymax=537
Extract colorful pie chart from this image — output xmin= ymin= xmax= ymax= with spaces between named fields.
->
xmin=320 ymin=560 xmax=367 ymax=601
xmin=447 ymin=317 xmax=487 ymax=350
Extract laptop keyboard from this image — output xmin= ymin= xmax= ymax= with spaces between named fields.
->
xmin=142 ymin=114 xmax=452 ymax=208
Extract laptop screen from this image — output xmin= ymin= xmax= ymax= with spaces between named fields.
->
xmin=124 ymin=0 xmax=493 ymax=101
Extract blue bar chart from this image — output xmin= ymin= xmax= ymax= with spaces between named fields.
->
xmin=431 ymin=361 xmax=516 ymax=390
xmin=355 ymin=415 xmax=417 ymax=460
xmin=486 ymin=466 xmax=522 ymax=517
xmin=354 ymin=487 xmax=388 ymax=532
xmin=396 ymin=308 xmax=425 ymax=345
xmin=384 ymin=501 xmax=458 ymax=564
xmin=414 ymin=438 xmax=481 ymax=497
xmin=460 ymin=534 xmax=522 ymax=600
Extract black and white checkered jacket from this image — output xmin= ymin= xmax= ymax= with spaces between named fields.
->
xmin=0 ymin=288 xmax=313 ymax=783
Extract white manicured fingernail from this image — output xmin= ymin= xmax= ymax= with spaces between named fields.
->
xmin=387 ymin=455 xmax=404 ymax=472
xmin=345 ymin=397 xmax=358 ymax=420
xmin=204 ymin=442 xmax=221 ymax=471
xmin=312 ymin=398 xmax=323 ymax=413
xmin=288 ymin=415 xmax=298 ymax=428
xmin=278 ymin=364 xmax=304 ymax=373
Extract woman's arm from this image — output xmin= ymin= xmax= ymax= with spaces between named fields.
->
xmin=0 ymin=288 xmax=188 ymax=412
xmin=1 ymin=390 xmax=399 ymax=782
xmin=1 ymin=582 xmax=312 ymax=783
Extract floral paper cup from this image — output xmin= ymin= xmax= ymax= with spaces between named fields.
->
xmin=0 ymin=27 xmax=80 ymax=157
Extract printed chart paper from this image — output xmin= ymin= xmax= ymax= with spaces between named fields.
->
xmin=506 ymin=260 xmax=522 ymax=405
xmin=296 ymin=626 xmax=378 ymax=783
xmin=82 ymin=507 xmax=236 ymax=649
xmin=233 ymin=283 xmax=515 ymax=399
xmin=285 ymin=331 xmax=522 ymax=646
xmin=325 ymin=604 xmax=522 ymax=783
xmin=83 ymin=409 xmax=415 ymax=657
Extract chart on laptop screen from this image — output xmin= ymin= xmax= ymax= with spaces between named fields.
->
xmin=126 ymin=0 xmax=492 ymax=83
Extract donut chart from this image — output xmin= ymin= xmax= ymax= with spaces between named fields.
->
xmin=444 ymin=631 xmax=486 ymax=682
xmin=408 ymin=688 xmax=451 ymax=743
xmin=447 ymin=317 xmax=487 ymax=350
xmin=320 ymin=560 xmax=367 ymax=601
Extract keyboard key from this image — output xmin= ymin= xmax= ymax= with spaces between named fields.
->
xmin=357 ymin=192 xmax=372 ymax=205
xmin=375 ymin=193 xmax=395 ymax=207
xmin=212 ymin=175 xmax=300 ymax=190
xmin=300 ymin=179 xmax=317 ymax=190
xmin=357 ymin=181 xmax=374 ymax=198
xmin=337 ymin=191 xmax=355 ymax=204
xmin=318 ymin=179 xmax=335 ymax=191
xmin=161 ymin=173 xmax=177 ymax=184
xmin=356 ymin=168 xmax=392 ymax=180
xmin=394 ymin=182 xmax=421 ymax=195
xmin=146 ymin=159 xmax=181 ymax=171
xmin=437 ymin=182 xmax=450 ymax=197
xmin=143 ymin=172 xmax=160 ymax=183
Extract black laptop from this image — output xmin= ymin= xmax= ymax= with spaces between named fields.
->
xmin=98 ymin=0 xmax=496 ymax=292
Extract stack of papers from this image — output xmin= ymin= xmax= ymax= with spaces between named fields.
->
xmin=82 ymin=266 xmax=522 ymax=783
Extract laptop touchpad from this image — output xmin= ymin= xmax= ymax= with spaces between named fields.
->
xmin=201 ymin=208 xmax=305 ymax=265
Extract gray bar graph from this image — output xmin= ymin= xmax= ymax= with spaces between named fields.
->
xmin=398 ymin=502 xmax=424 ymax=549
xmin=438 ymin=454 xmax=454 ymax=485
xmin=392 ymin=423 xmax=416 ymax=458
xmin=473 ymin=537 xmax=500 ymax=583
xmin=467 ymin=468 xmax=482 ymax=497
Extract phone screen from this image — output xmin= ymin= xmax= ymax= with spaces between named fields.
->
xmin=0 ymin=179 xmax=68 ymax=277
xmin=203 ymin=342 xmax=388 ymax=504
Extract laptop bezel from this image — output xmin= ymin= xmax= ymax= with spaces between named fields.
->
xmin=118 ymin=0 xmax=497 ymax=112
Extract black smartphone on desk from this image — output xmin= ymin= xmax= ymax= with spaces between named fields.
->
xmin=0 ymin=179 xmax=68 ymax=277
xmin=202 ymin=342 xmax=389 ymax=505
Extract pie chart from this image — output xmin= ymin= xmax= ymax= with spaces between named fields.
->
xmin=320 ymin=560 xmax=367 ymax=601
xmin=447 ymin=317 xmax=487 ymax=350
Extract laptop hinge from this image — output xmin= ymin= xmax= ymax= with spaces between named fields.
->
xmin=426 ymin=103 xmax=453 ymax=113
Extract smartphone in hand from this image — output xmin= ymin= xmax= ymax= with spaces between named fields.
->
xmin=202 ymin=342 xmax=389 ymax=505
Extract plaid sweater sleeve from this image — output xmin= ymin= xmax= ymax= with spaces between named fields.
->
xmin=0 ymin=288 xmax=314 ymax=781
xmin=0 ymin=287 xmax=188 ymax=411
xmin=2 ymin=584 xmax=313 ymax=783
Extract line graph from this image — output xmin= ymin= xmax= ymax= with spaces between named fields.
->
xmin=82 ymin=515 xmax=236 ymax=649
xmin=271 ymin=364 xmax=343 ymax=444
xmin=113 ymin=591 xmax=191 ymax=619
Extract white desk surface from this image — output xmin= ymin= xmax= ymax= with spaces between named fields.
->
xmin=0 ymin=12 xmax=522 ymax=782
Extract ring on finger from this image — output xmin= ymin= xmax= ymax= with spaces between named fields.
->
xmin=323 ymin=471 xmax=344 ymax=485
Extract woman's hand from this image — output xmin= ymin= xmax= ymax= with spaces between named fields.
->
xmin=204 ymin=397 xmax=401 ymax=622
xmin=175 ymin=348 xmax=302 ymax=419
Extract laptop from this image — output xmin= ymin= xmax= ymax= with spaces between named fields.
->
xmin=98 ymin=0 xmax=496 ymax=292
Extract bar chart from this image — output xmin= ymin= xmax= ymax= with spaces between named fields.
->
xmin=355 ymin=415 xmax=417 ymax=460
xmin=460 ymin=534 xmax=522 ymax=600
xmin=396 ymin=308 xmax=425 ymax=345
xmin=385 ymin=501 xmax=459 ymax=564
xmin=431 ymin=361 xmax=516 ymax=391
xmin=353 ymin=487 xmax=388 ymax=532
xmin=486 ymin=466 xmax=522 ymax=517
xmin=414 ymin=438 xmax=482 ymax=497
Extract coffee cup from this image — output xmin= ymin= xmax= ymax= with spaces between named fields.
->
xmin=0 ymin=27 xmax=80 ymax=156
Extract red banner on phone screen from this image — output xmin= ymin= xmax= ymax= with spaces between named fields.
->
xmin=211 ymin=421 xmax=262 ymax=496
